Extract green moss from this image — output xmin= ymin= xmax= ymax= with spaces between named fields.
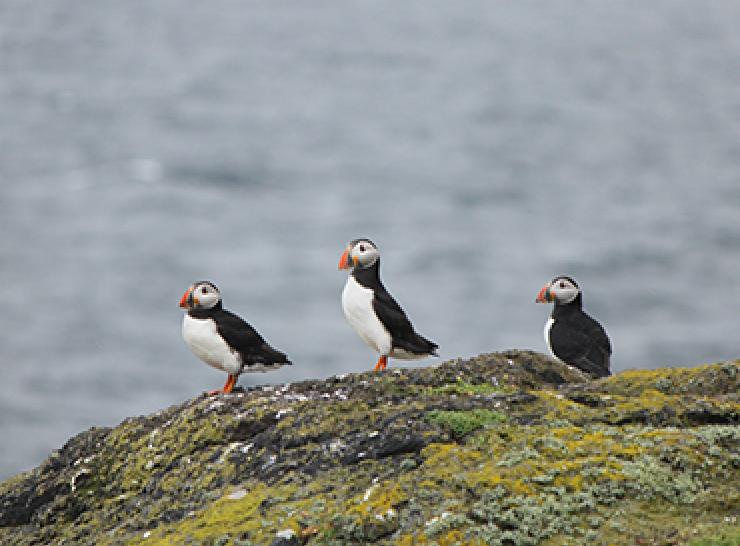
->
xmin=428 ymin=378 xmax=511 ymax=396
xmin=426 ymin=409 xmax=508 ymax=438
xmin=689 ymin=526 xmax=740 ymax=546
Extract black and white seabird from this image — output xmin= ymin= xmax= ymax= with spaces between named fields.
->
xmin=338 ymin=239 xmax=438 ymax=371
xmin=536 ymin=276 xmax=611 ymax=378
xmin=179 ymin=281 xmax=291 ymax=393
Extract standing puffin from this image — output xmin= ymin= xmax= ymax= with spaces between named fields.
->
xmin=536 ymin=276 xmax=611 ymax=378
xmin=338 ymin=239 xmax=438 ymax=371
xmin=179 ymin=281 xmax=291 ymax=393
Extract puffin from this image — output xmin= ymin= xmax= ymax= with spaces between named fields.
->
xmin=536 ymin=276 xmax=611 ymax=378
xmin=338 ymin=238 xmax=438 ymax=371
xmin=179 ymin=281 xmax=291 ymax=393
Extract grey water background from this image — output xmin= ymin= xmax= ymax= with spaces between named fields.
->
xmin=1 ymin=1 xmax=739 ymax=479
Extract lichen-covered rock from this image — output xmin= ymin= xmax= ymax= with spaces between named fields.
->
xmin=0 ymin=351 xmax=738 ymax=545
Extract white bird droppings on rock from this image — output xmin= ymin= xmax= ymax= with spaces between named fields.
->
xmin=328 ymin=439 xmax=346 ymax=453
xmin=227 ymin=489 xmax=247 ymax=500
xmin=363 ymin=484 xmax=377 ymax=501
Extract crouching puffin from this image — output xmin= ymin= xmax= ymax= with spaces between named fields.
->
xmin=338 ymin=239 xmax=438 ymax=371
xmin=179 ymin=281 xmax=291 ymax=393
xmin=536 ymin=276 xmax=611 ymax=378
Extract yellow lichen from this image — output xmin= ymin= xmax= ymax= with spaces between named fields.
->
xmin=349 ymin=481 xmax=406 ymax=516
xmin=130 ymin=483 xmax=270 ymax=546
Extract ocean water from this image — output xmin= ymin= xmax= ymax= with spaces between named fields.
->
xmin=1 ymin=1 xmax=740 ymax=479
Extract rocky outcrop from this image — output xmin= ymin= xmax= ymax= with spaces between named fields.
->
xmin=0 ymin=351 xmax=738 ymax=545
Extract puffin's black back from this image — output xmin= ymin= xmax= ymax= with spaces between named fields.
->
xmin=549 ymin=294 xmax=611 ymax=378
xmin=189 ymin=305 xmax=291 ymax=369
xmin=352 ymin=261 xmax=438 ymax=356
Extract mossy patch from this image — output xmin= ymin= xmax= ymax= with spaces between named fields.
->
xmin=129 ymin=483 xmax=270 ymax=546
xmin=600 ymin=361 xmax=739 ymax=397
xmin=688 ymin=524 xmax=740 ymax=546
xmin=428 ymin=378 xmax=512 ymax=396
xmin=426 ymin=409 xmax=508 ymax=438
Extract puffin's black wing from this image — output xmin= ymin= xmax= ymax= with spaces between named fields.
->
xmin=372 ymin=286 xmax=438 ymax=356
xmin=550 ymin=313 xmax=610 ymax=377
xmin=214 ymin=309 xmax=291 ymax=367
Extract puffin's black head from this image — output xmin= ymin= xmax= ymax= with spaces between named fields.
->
xmin=536 ymin=276 xmax=581 ymax=305
xmin=179 ymin=280 xmax=222 ymax=310
xmin=338 ymin=238 xmax=379 ymax=271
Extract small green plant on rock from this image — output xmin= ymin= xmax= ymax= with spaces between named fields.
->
xmin=426 ymin=409 xmax=508 ymax=439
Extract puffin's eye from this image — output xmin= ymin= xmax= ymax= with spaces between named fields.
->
xmin=201 ymin=287 xmax=208 ymax=294
xmin=359 ymin=244 xmax=366 ymax=252
xmin=559 ymin=282 xmax=566 ymax=289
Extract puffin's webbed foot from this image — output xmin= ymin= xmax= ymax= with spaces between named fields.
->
xmin=208 ymin=374 xmax=237 ymax=395
xmin=373 ymin=355 xmax=388 ymax=372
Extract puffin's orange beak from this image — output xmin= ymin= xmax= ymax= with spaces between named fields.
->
xmin=536 ymin=284 xmax=552 ymax=303
xmin=338 ymin=248 xmax=352 ymax=270
xmin=179 ymin=287 xmax=193 ymax=308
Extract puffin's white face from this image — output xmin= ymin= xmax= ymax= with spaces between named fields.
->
xmin=536 ymin=276 xmax=580 ymax=305
xmin=338 ymin=239 xmax=380 ymax=270
xmin=179 ymin=281 xmax=222 ymax=310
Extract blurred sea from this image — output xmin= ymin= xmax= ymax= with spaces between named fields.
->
xmin=1 ymin=1 xmax=740 ymax=479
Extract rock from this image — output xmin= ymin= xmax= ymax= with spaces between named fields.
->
xmin=0 ymin=351 xmax=738 ymax=545
xmin=271 ymin=529 xmax=301 ymax=546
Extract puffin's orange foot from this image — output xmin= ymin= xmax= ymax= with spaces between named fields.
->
xmin=208 ymin=374 xmax=237 ymax=395
xmin=374 ymin=355 xmax=388 ymax=372
xmin=223 ymin=374 xmax=237 ymax=393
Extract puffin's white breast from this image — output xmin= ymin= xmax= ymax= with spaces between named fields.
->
xmin=341 ymin=276 xmax=392 ymax=356
xmin=543 ymin=317 xmax=563 ymax=364
xmin=182 ymin=314 xmax=242 ymax=375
